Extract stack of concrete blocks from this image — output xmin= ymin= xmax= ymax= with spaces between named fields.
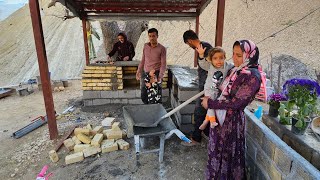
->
xmin=63 ymin=122 xmax=130 ymax=165
xmin=81 ymin=65 xmax=123 ymax=91
xmin=82 ymin=62 xmax=170 ymax=106
xmin=169 ymin=66 xmax=198 ymax=133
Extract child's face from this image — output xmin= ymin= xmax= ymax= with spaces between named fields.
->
xmin=211 ymin=52 xmax=225 ymax=68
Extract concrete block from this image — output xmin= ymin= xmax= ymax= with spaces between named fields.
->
xmin=250 ymin=120 xmax=264 ymax=146
xmin=72 ymin=136 xmax=82 ymax=145
xmin=101 ymin=142 xmax=118 ymax=153
xmin=76 ymin=133 xmax=92 ymax=144
xmin=311 ymin=151 xmax=320 ymax=170
xmin=86 ymin=124 xmax=92 ymax=130
xmin=65 ymin=152 xmax=84 ymax=165
xmin=104 ymin=129 xmax=122 ymax=140
xmin=181 ymin=114 xmax=192 ymax=124
xmin=92 ymin=99 xmax=111 ymax=106
xmin=128 ymin=99 xmax=143 ymax=104
xmin=110 ymin=99 xmax=128 ymax=104
xmin=282 ymin=134 xmax=313 ymax=161
xmin=286 ymin=162 xmax=311 ymax=180
xmin=83 ymin=147 xmax=101 ymax=158
xmin=162 ymin=88 xmax=170 ymax=97
xmin=49 ymin=150 xmax=59 ymax=163
xmin=101 ymin=139 xmax=114 ymax=145
xmin=118 ymin=90 xmax=136 ymax=98
xmin=103 ymin=129 xmax=111 ymax=138
xmin=112 ymin=122 xmax=121 ymax=131
xmin=92 ymin=126 xmax=103 ymax=135
xmin=74 ymin=144 xmax=91 ymax=153
xmin=83 ymin=99 xmax=93 ymax=106
xmin=100 ymin=91 xmax=119 ymax=98
xmin=261 ymin=135 xmax=276 ymax=159
xmin=177 ymin=89 xmax=198 ymax=101
xmin=74 ymin=128 xmax=90 ymax=136
xmin=245 ymin=134 xmax=257 ymax=160
xmin=256 ymin=150 xmax=282 ymax=180
xmin=179 ymin=103 xmax=195 ymax=115
xmin=116 ymin=139 xmax=130 ymax=150
xmin=63 ymin=138 xmax=75 ymax=151
xmin=102 ymin=117 xmax=115 ymax=127
xmin=83 ymin=91 xmax=101 ymax=99
xmin=91 ymin=134 xmax=104 ymax=146
xmin=273 ymin=147 xmax=292 ymax=175
xmin=135 ymin=89 xmax=141 ymax=98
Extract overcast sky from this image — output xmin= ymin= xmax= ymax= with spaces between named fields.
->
xmin=0 ymin=0 xmax=28 ymax=21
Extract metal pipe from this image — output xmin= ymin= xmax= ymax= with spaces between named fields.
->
xmin=29 ymin=0 xmax=58 ymax=139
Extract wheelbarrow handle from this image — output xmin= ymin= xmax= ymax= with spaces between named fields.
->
xmin=161 ymin=90 xmax=204 ymax=120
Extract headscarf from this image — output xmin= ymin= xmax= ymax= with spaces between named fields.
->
xmin=233 ymin=39 xmax=259 ymax=68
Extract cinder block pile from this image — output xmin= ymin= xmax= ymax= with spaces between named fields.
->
xmin=49 ymin=121 xmax=130 ymax=165
xmin=81 ymin=66 xmax=123 ymax=91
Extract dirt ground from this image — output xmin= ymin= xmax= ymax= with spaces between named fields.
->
xmin=0 ymin=80 xmax=208 ymax=180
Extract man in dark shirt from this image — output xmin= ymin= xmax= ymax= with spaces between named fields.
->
xmin=182 ymin=30 xmax=213 ymax=146
xmin=107 ymin=32 xmax=135 ymax=63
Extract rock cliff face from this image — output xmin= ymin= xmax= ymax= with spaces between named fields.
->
xmin=0 ymin=0 xmax=320 ymax=87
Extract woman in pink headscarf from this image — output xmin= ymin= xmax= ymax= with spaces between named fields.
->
xmin=201 ymin=40 xmax=261 ymax=180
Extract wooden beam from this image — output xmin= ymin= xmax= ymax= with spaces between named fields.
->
xmin=82 ymin=18 xmax=90 ymax=65
xmin=29 ymin=0 xmax=58 ymax=140
xmin=214 ymin=0 xmax=225 ymax=46
xmin=194 ymin=15 xmax=200 ymax=67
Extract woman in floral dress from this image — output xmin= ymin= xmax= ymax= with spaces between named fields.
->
xmin=201 ymin=40 xmax=262 ymax=180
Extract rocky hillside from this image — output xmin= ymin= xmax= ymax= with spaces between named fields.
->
xmin=0 ymin=0 xmax=319 ymax=87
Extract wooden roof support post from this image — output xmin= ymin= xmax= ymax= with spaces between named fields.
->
xmin=82 ymin=18 xmax=90 ymax=65
xmin=215 ymin=0 xmax=226 ymax=47
xmin=194 ymin=15 xmax=200 ymax=67
xmin=29 ymin=0 xmax=58 ymax=140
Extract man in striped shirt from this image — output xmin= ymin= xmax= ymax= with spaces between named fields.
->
xmin=136 ymin=28 xmax=167 ymax=104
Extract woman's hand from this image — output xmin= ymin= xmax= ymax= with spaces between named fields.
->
xmin=195 ymin=44 xmax=206 ymax=59
xmin=123 ymin=56 xmax=129 ymax=61
xmin=201 ymin=96 xmax=209 ymax=109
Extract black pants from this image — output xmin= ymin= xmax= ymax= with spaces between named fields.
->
xmin=140 ymin=70 xmax=162 ymax=104
xmin=192 ymin=67 xmax=209 ymax=142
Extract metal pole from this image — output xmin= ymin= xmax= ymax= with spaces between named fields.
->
xmin=82 ymin=18 xmax=90 ymax=65
xmin=215 ymin=0 xmax=226 ymax=47
xmin=194 ymin=15 xmax=200 ymax=67
xmin=29 ymin=0 xmax=58 ymax=139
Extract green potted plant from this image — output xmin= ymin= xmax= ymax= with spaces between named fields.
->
xmin=282 ymin=78 xmax=320 ymax=135
xmin=267 ymin=93 xmax=287 ymax=117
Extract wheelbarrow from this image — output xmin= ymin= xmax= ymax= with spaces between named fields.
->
xmin=123 ymin=91 xmax=204 ymax=163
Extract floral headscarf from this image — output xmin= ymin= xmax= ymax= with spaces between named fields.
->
xmin=233 ymin=40 xmax=260 ymax=67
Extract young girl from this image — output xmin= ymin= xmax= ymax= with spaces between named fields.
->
xmin=199 ymin=47 xmax=233 ymax=130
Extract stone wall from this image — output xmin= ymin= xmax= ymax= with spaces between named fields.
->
xmin=262 ymin=115 xmax=320 ymax=170
xmin=245 ymin=109 xmax=320 ymax=179
xmin=83 ymin=89 xmax=169 ymax=106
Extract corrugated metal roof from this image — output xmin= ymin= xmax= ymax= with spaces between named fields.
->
xmin=62 ymin=0 xmax=212 ymax=19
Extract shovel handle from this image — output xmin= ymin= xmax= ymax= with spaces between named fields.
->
xmin=161 ymin=91 xmax=204 ymax=119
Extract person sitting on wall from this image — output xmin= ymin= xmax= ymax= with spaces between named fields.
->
xmin=107 ymin=32 xmax=135 ymax=64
